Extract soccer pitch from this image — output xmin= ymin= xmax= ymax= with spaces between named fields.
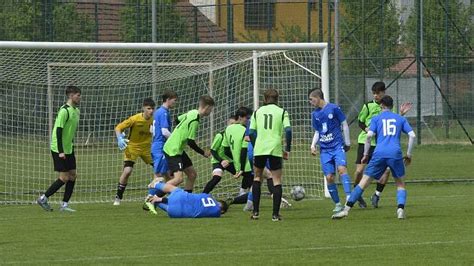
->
xmin=0 ymin=184 xmax=473 ymax=264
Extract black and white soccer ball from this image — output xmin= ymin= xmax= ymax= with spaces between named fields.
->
xmin=290 ymin=186 xmax=305 ymax=201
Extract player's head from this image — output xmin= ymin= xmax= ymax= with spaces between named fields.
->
xmin=263 ymin=88 xmax=279 ymax=104
xmin=198 ymin=95 xmax=215 ymax=117
xmin=309 ymin=88 xmax=324 ymax=107
xmin=217 ymin=200 xmax=229 ymax=214
xmin=227 ymin=115 xmax=237 ymax=125
xmin=162 ymin=90 xmax=178 ymax=109
xmin=380 ymin=95 xmax=394 ymax=110
xmin=235 ymin=106 xmax=252 ymax=124
xmin=142 ymin=97 xmax=156 ymax=119
xmin=66 ymin=85 xmax=81 ymax=105
xmin=371 ymin=81 xmax=386 ymax=103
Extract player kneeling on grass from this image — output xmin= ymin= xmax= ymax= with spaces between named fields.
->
xmin=249 ymin=88 xmax=292 ymax=221
xmin=145 ymin=180 xmax=229 ymax=218
xmin=37 ymin=86 xmax=81 ymax=212
xmin=113 ymin=98 xmax=155 ymax=205
xmin=309 ymin=88 xmax=352 ymax=215
xmin=332 ymin=95 xmax=416 ymax=220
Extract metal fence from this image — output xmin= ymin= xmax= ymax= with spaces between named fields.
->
xmin=0 ymin=0 xmax=473 ymax=145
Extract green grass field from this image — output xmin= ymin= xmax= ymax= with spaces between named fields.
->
xmin=1 ymin=183 xmax=473 ymax=265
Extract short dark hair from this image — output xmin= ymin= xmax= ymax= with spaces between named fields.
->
xmin=66 ymin=85 xmax=80 ymax=96
xmin=380 ymin=95 xmax=393 ymax=109
xmin=199 ymin=95 xmax=215 ymax=107
xmin=162 ymin=90 xmax=178 ymax=103
xmin=371 ymin=81 xmax=386 ymax=93
xmin=235 ymin=106 xmax=251 ymax=119
xmin=263 ymin=88 xmax=279 ymax=104
xmin=309 ymin=88 xmax=324 ymax=100
xmin=218 ymin=200 xmax=229 ymax=214
xmin=143 ymin=97 xmax=156 ymax=108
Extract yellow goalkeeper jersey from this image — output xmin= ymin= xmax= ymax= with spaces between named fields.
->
xmin=115 ymin=113 xmax=153 ymax=149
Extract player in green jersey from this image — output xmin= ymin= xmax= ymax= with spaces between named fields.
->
xmin=162 ymin=95 xmax=214 ymax=193
xmin=249 ymin=89 xmax=292 ymax=221
xmin=37 ymin=86 xmax=81 ymax=212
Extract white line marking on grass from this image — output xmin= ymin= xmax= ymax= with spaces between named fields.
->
xmin=4 ymin=240 xmax=473 ymax=264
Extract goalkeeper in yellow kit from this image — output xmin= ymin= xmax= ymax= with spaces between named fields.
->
xmin=113 ymin=98 xmax=156 ymax=205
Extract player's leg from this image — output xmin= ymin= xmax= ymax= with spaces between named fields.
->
xmin=164 ymin=153 xmax=185 ymax=187
xmin=251 ymin=156 xmax=265 ymax=219
xmin=353 ymin=144 xmax=370 ymax=208
xmin=181 ymin=152 xmax=196 ymax=193
xmin=371 ymin=168 xmax=390 ymax=208
xmin=268 ymin=156 xmax=283 ymax=221
xmin=203 ymin=164 xmax=224 ymax=194
xmin=37 ymin=152 xmax=70 ymax=211
xmin=114 ymin=161 xmax=134 ymax=205
xmin=321 ymin=151 xmax=342 ymax=212
xmin=387 ymin=158 xmax=407 ymax=219
xmin=60 ymin=167 xmax=77 ymax=212
xmin=335 ymin=148 xmax=352 ymax=202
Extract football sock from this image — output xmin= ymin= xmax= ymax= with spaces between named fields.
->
xmin=241 ymin=172 xmax=253 ymax=189
xmin=327 ymin=183 xmax=340 ymax=204
xmin=266 ymin=178 xmax=275 ymax=194
xmin=397 ymin=188 xmax=406 ymax=209
xmin=232 ymin=193 xmax=249 ymax=204
xmin=44 ymin=179 xmax=65 ymax=198
xmin=148 ymin=188 xmax=158 ymax=196
xmin=341 ymin=174 xmax=352 ymax=197
xmin=247 ymin=191 xmax=253 ymax=201
xmin=376 ymin=182 xmax=385 ymax=196
xmin=62 ymin=180 xmax=75 ymax=202
xmin=116 ymin=183 xmax=127 ymax=199
xmin=348 ymin=185 xmax=364 ymax=207
xmin=251 ymin=181 xmax=261 ymax=213
xmin=202 ymin=175 xmax=221 ymax=194
xmin=272 ymin=184 xmax=282 ymax=216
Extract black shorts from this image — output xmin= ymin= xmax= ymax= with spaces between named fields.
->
xmin=212 ymin=163 xmax=237 ymax=175
xmin=51 ymin=151 xmax=76 ymax=172
xmin=165 ymin=151 xmax=193 ymax=174
xmin=355 ymin=143 xmax=376 ymax=164
xmin=254 ymin=155 xmax=282 ymax=171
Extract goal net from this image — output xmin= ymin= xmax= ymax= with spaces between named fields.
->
xmin=0 ymin=42 xmax=329 ymax=204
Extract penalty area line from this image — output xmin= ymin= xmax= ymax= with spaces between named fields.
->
xmin=4 ymin=239 xmax=473 ymax=264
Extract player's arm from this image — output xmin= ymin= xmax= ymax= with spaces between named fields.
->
xmin=310 ymin=112 xmax=320 ymax=155
xmin=55 ymin=108 xmax=69 ymax=156
xmin=362 ymin=130 xmax=375 ymax=164
xmin=160 ymin=113 xmax=172 ymax=139
xmin=211 ymin=133 xmax=225 ymax=163
xmin=334 ymin=106 xmax=351 ymax=151
xmin=249 ymin=111 xmax=257 ymax=147
xmin=187 ymin=120 xmax=208 ymax=157
xmin=403 ymin=118 xmax=416 ymax=165
xmin=358 ymin=104 xmax=369 ymax=132
xmin=115 ymin=116 xmax=133 ymax=150
xmin=283 ymin=110 xmax=292 ymax=160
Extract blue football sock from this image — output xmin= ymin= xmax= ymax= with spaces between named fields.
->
xmin=148 ymin=188 xmax=158 ymax=196
xmin=349 ymin=185 xmax=364 ymax=206
xmin=247 ymin=192 xmax=253 ymax=201
xmin=327 ymin=183 xmax=340 ymax=204
xmin=157 ymin=203 xmax=168 ymax=212
xmin=397 ymin=189 xmax=407 ymax=207
xmin=341 ymin=174 xmax=352 ymax=197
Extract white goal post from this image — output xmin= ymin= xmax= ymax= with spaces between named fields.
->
xmin=0 ymin=41 xmax=329 ymax=204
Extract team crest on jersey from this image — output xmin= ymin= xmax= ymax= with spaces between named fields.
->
xmin=328 ymin=113 xmax=333 ymax=119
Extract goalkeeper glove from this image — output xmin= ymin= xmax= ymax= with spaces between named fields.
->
xmin=117 ymin=132 xmax=129 ymax=150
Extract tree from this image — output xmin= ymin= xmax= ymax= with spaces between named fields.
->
xmin=119 ymin=0 xmax=191 ymax=43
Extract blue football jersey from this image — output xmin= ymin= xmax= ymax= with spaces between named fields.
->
xmin=311 ymin=103 xmax=347 ymax=151
xmin=152 ymin=106 xmax=171 ymax=152
xmin=168 ymin=190 xmax=221 ymax=218
xmin=369 ymin=111 xmax=413 ymax=159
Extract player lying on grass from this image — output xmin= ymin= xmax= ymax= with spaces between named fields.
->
xmin=37 ymin=86 xmax=81 ymax=212
xmin=202 ymin=107 xmax=254 ymax=194
xmin=249 ymin=88 xmax=292 ymax=221
xmin=355 ymin=82 xmax=412 ymax=208
xmin=162 ymin=95 xmax=214 ymax=192
xmin=113 ymin=98 xmax=155 ymax=205
xmin=145 ymin=180 xmax=229 ymax=218
xmin=309 ymin=88 xmax=352 ymax=215
xmin=332 ymin=95 xmax=416 ymax=220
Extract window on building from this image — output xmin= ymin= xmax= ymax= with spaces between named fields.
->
xmin=244 ymin=0 xmax=275 ymax=29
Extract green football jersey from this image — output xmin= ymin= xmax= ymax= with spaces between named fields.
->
xmin=357 ymin=101 xmax=380 ymax=145
xmin=222 ymin=123 xmax=250 ymax=172
xmin=250 ymin=104 xmax=291 ymax=157
xmin=210 ymin=131 xmax=229 ymax=165
xmin=163 ymin=109 xmax=200 ymax=156
xmin=51 ymin=104 xmax=80 ymax=154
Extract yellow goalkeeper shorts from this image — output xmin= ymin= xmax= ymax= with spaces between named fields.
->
xmin=124 ymin=147 xmax=152 ymax=165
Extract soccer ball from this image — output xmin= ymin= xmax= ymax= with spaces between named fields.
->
xmin=290 ymin=186 xmax=305 ymax=201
